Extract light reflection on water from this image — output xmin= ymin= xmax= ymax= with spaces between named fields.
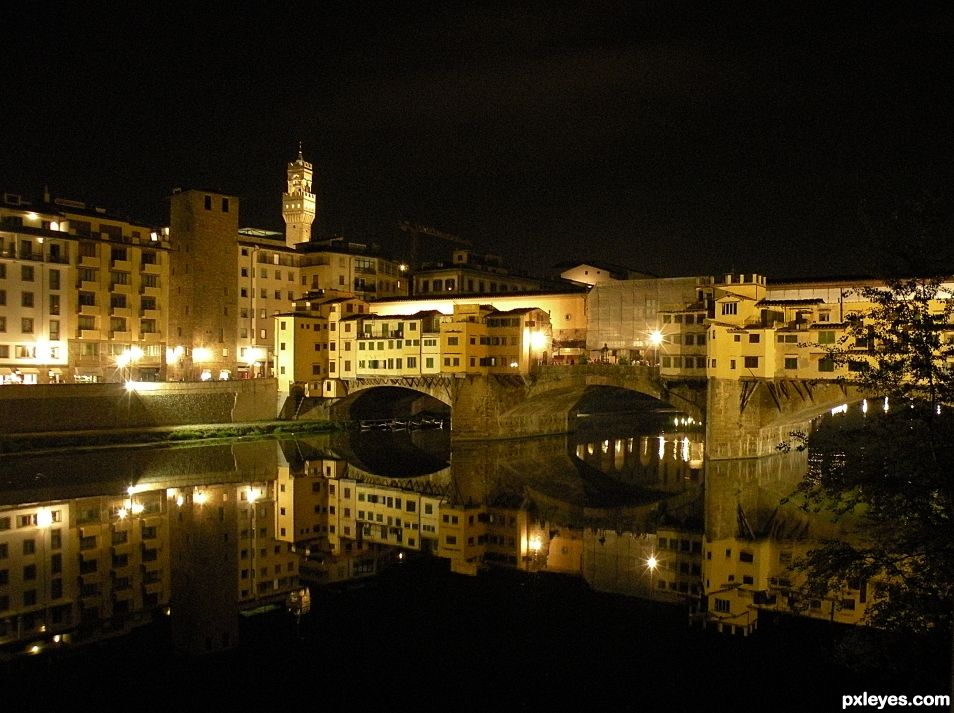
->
xmin=0 ymin=411 xmax=873 ymax=669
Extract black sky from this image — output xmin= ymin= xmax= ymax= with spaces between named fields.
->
xmin=2 ymin=2 xmax=953 ymax=279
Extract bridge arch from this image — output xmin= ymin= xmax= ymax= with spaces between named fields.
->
xmin=328 ymin=383 xmax=452 ymax=422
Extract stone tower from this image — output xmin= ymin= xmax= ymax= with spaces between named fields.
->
xmin=281 ymin=146 xmax=316 ymax=248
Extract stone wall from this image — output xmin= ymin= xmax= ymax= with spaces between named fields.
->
xmin=0 ymin=379 xmax=277 ymax=435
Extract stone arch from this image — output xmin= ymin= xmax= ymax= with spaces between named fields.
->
xmin=328 ymin=384 xmax=452 ymax=422
xmin=497 ymin=383 xmax=706 ymax=439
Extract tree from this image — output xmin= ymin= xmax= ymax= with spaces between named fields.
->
xmin=789 ymin=275 xmax=954 ymax=656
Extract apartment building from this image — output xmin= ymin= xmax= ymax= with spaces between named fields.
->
xmin=274 ymin=293 xmax=369 ymax=394
xmin=413 ymin=249 xmax=542 ymax=296
xmin=0 ymin=192 xmax=171 ymax=383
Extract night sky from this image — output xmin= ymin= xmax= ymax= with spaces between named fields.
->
xmin=2 ymin=2 xmax=953 ymax=279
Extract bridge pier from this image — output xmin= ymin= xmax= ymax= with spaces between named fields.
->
xmin=705 ymin=377 xmax=863 ymax=460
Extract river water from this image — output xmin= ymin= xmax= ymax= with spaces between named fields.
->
xmin=0 ymin=410 xmax=948 ymax=709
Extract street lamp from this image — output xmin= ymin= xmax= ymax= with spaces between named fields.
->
xmin=246 ymin=347 xmax=266 ymax=378
xmin=646 ymin=553 xmax=659 ymax=598
xmin=193 ymin=346 xmax=213 ymax=381
xmin=648 ymin=330 xmax=664 ymax=366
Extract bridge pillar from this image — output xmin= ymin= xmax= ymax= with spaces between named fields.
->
xmin=705 ymin=377 xmax=860 ymax=460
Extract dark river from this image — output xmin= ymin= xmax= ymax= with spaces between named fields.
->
xmin=0 ymin=410 xmax=948 ymax=710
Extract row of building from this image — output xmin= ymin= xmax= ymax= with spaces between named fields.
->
xmin=0 ymin=151 xmax=566 ymax=385
xmin=3 ymin=152 xmax=951 ymax=391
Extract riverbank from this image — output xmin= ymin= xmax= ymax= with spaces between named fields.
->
xmin=0 ymin=419 xmax=348 ymax=456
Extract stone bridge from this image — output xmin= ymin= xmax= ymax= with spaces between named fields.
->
xmin=308 ymin=365 xmax=699 ymax=439
xmin=307 ymin=365 xmax=870 ymax=460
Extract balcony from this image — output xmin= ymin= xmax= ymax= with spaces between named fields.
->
xmin=78 ymin=303 xmax=101 ymax=316
xmin=140 ymin=308 xmax=161 ymax=320
xmin=77 ymin=280 xmax=99 ymax=291
xmin=110 ymin=282 xmax=132 ymax=294
xmin=140 ymin=285 xmax=161 ymax=298
xmin=110 ymin=306 xmax=131 ymax=318
xmin=79 ymin=254 xmax=99 ymax=267
xmin=141 ymin=261 xmax=161 ymax=274
xmin=110 ymin=330 xmax=132 ymax=341
xmin=140 ymin=331 xmax=163 ymax=342
xmin=111 ymin=259 xmax=132 ymax=271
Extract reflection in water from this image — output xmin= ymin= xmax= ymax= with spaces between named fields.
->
xmin=0 ymin=412 xmax=880 ymax=665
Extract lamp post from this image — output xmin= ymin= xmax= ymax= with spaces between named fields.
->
xmin=192 ymin=346 xmax=212 ymax=381
xmin=647 ymin=553 xmax=659 ymax=599
xmin=648 ymin=330 xmax=663 ymax=367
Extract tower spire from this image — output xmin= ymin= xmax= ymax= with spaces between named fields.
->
xmin=282 ymin=148 xmax=316 ymax=248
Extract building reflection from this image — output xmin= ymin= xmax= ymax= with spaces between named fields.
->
xmin=0 ymin=414 xmax=879 ymax=662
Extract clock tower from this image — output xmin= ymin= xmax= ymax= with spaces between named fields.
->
xmin=282 ymin=145 xmax=317 ymax=248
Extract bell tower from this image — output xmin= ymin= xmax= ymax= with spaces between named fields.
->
xmin=282 ymin=144 xmax=316 ymax=248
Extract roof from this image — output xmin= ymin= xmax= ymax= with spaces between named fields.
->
xmin=756 ymin=298 xmax=824 ymax=306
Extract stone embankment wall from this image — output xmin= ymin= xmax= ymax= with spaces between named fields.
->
xmin=0 ymin=379 xmax=278 ymax=435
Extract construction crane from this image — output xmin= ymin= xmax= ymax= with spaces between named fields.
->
xmin=399 ymin=221 xmax=472 ymax=270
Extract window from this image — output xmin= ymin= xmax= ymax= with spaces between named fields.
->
xmin=818 ymin=331 xmax=836 ymax=345
xmin=748 ymin=333 xmax=760 ymax=343
xmin=818 ymin=357 xmax=836 ymax=373
xmin=714 ymin=598 xmax=730 ymax=613
xmin=21 ymin=317 xmax=33 ymax=333
xmin=447 ymin=337 xmax=459 ymax=346
xmin=21 ymin=265 xmax=34 ymax=281
xmin=784 ymin=356 xmax=798 ymax=370
xmin=743 ymin=356 xmax=758 ymax=369
xmin=21 ymin=291 xmax=34 ymax=307
xmin=721 ymin=302 xmax=738 ymax=316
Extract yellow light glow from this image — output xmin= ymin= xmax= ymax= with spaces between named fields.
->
xmin=35 ymin=341 xmax=53 ymax=362
xmin=247 ymin=487 xmax=261 ymax=503
xmin=647 ymin=555 xmax=658 ymax=570
xmin=176 ymin=495 xmax=184 ymax=507
xmin=131 ymin=502 xmax=144 ymax=515
xmin=36 ymin=510 xmax=53 ymax=528
xmin=193 ymin=346 xmax=212 ymax=363
xmin=246 ymin=347 xmax=266 ymax=365
xmin=117 ymin=507 xmax=128 ymax=520
xmin=529 ymin=331 xmax=548 ymax=350
xmin=648 ymin=329 xmax=664 ymax=347
xmin=528 ymin=535 xmax=543 ymax=553
xmin=193 ymin=490 xmax=209 ymax=505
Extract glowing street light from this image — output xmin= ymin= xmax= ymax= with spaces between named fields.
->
xmin=193 ymin=346 xmax=213 ymax=381
xmin=646 ymin=553 xmax=659 ymax=598
xmin=648 ymin=329 xmax=664 ymax=366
